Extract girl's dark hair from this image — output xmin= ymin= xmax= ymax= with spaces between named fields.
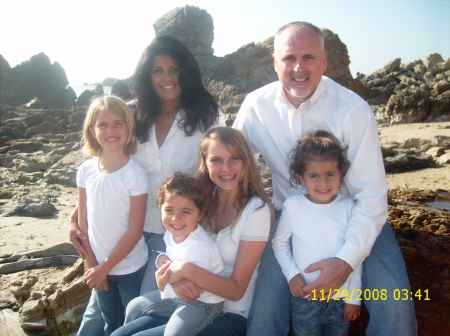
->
xmin=134 ymin=35 xmax=220 ymax=143
xmin=157 ymin=172 xmax=210 ymax=226
xmin=290 ymin=130 xmax=350 ymax=185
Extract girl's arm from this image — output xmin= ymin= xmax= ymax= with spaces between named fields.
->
xmin=78 ymin=187 xmax=100 ymax=269
xmin=167 ymin=240 xmax=266 ymax=301
xmin=68 ymin=205 xmax=87 ymax=258
xmin=85 ymin=193 xmax=148 ymax=287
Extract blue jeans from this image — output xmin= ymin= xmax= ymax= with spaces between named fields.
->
xmin=111 ymin=290 xmax=223 ymax=336
xmin=77 ymin=233 xmax=165 ymax=336
xmin=291 ymin=297 xmax=349 ymax=336
xmin=246 ymin=211 xmax=418 ymax=336
xmin=96 ymin=266 xmax=146 ymax=335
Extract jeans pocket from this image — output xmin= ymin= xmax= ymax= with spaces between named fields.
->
xmin=291 ymin=296 xmax=315 ymax=311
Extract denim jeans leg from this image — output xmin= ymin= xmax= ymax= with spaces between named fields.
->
xmin=114 ymin=291 xmax=176 ymax=336
xmin=140 ymin=233 xmax=166 ymax=295
xmin=96 ymin=277 xmax=124 ymax=336
xmin=197 ymin=312 xmax=247 ymax=336
xmin=77 ymin=290 xmax=106 ymax=336
xmin=246 ymin=209 xmax=291 ymax=336
xmin=110 ymin=315 xmax=169 ymax=336
xmin=290 ymin=296 xmax=324 ymax=336
xmin=118 ymin=266 xmax=146 ymax=313
xmin=362 ymin=223 xmax=418 ymax=336
xmin=125 ymin=290 xmax=167 ymax=323
xmin=323 ymin=300 xmax=350 ymax=336
xmin=164 ymin=299 xmax=224 ymax=336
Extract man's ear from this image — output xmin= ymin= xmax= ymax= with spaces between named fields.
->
xmin=322 ymin=52 xmax=328 ymax=71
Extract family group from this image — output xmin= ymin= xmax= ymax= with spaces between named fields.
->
xmin=69 ymin=21 xmax=417 ymax=336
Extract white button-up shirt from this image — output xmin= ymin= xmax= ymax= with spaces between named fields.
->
xmin=132 ymin=110 xmax=225 ymax=233
xmin=233 ymin=77 xmax=388 ymax=269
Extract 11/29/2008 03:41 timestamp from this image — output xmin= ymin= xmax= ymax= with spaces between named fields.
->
xmin=311 ymin=288 xmax=431 ymax=301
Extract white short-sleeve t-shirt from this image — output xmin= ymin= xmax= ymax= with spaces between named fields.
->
xmin=76 ymin=157 xmax=149 ymax=275
xmin=213 ymin=197 xmax=271 ymax=318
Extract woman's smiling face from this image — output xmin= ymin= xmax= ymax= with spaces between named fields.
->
xmin=150 ymin=54 xmax=182 ymax=106
xmin=205 ymin=139 xmax=243 ymax=194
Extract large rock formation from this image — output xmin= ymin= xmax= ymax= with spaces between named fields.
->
xmin=0 ymin=53 xmax=76 ymax=109
xmin=360 ymin=55 xmax=450 ymax=125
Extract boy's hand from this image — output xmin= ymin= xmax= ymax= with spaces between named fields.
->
xmin=155 ymin=261 xmax=172 ymax=291
xmin=344 ymin=303 xmax=361 ymax=322
xmin=85 ymin=265 xmax=108 ymax=290
xmin=289 ymin=274 xmax=307 ymax=297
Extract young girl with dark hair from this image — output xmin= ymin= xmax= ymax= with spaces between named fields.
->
xmin=273 ymin=130 xmax=361 ymax=336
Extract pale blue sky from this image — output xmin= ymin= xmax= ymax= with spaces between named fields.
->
xmin=1 ymin=0 xmax=449 ymax=86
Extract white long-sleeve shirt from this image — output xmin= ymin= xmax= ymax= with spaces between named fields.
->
xmin=272 ymin=194 xmax=361 ymax=304
xmin=132 ymin=110 xmax=225 ymax=233
xmin=233 ymin=77 xmax=388 ymax=269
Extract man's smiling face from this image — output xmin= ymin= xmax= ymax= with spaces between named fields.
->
xmin=273 ymin=26 xmax=327 ymax=108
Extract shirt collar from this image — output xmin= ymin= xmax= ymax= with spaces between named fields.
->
xmin=277 ymin=76 xmax=325 ymax=109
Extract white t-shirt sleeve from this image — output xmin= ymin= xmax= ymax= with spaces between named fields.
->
xmin=125 ymin=162 xmax=149 ymax=196
xmin=240 ymin=198 xmax=270 ymax=241
xmin=76 ymin=160 xmax=89 ymax=188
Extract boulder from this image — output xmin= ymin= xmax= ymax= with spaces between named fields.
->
xmin=153 ymin=5 xmax=214 ymax=56
xmin=437 ymin=153 xmax=450 ymax=165
xmin=76 ymin=90 xmax=97 ymax=106
xmin=385 ymin=88 xmax=431 ymax=124
xmin=111 ymin=80 xmax=132 ymax=100
xmin=423 ymin=53 xmax=444 ymax=70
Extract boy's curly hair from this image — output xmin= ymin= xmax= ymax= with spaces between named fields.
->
xmin=157 ymin=172 xmax=210 ymax=226
xmin=290 ymin=130 xmax=350 ymax=186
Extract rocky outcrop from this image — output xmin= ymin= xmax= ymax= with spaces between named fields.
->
xmin=0 ymin=106 xmax=87 ymax=217
xmin=360 ymin=55 xmax=450 ymax=125
xmin=1 ymin=53 xmax=76 ymax=109
xmin=15 ymin=258 xmax=91 ymax=335
xmin=380 ymin=133 xmax=450 ymax=173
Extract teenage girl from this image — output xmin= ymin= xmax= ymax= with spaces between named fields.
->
xmin=77 ymin=95 xmax=149 ymax=335
xmin=272 ymin=130 xmax=361 ymax=336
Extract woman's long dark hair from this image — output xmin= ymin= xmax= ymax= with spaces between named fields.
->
xmin=134 ymin=36 xmax=220 ymax=143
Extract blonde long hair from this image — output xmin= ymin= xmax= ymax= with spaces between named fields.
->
xmin=198 ymin=127 xmax=274 ymax=231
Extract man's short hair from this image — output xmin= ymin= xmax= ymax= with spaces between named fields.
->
xmin=274 ymin=21 xmax=325 ymax=52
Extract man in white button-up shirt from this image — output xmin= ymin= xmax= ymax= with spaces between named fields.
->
xmin=233 ymin=22 xmax=417 ymax=336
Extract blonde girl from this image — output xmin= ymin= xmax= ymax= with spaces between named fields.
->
xmin=77 ymin=95 xmax=149 ymax=335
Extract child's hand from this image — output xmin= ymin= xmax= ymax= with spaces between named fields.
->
xmin=85 ymin=265 xmax=108 ymax=290
xmin=96 ymin=279 xmax=109 ymax=291
xmin=155 ymin=261 xmax=172 ymax=291
xmin=289 ymin=274 xmax=306 ymax=297
xmin=344 ymin=303 xmax=360 ymax=322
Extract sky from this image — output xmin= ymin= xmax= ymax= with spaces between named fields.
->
xmin=1 ymin=0 xmax=449 ymax=86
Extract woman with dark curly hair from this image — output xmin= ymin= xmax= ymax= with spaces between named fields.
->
xmin=69 ymin=36 xmax=224 ymax=336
